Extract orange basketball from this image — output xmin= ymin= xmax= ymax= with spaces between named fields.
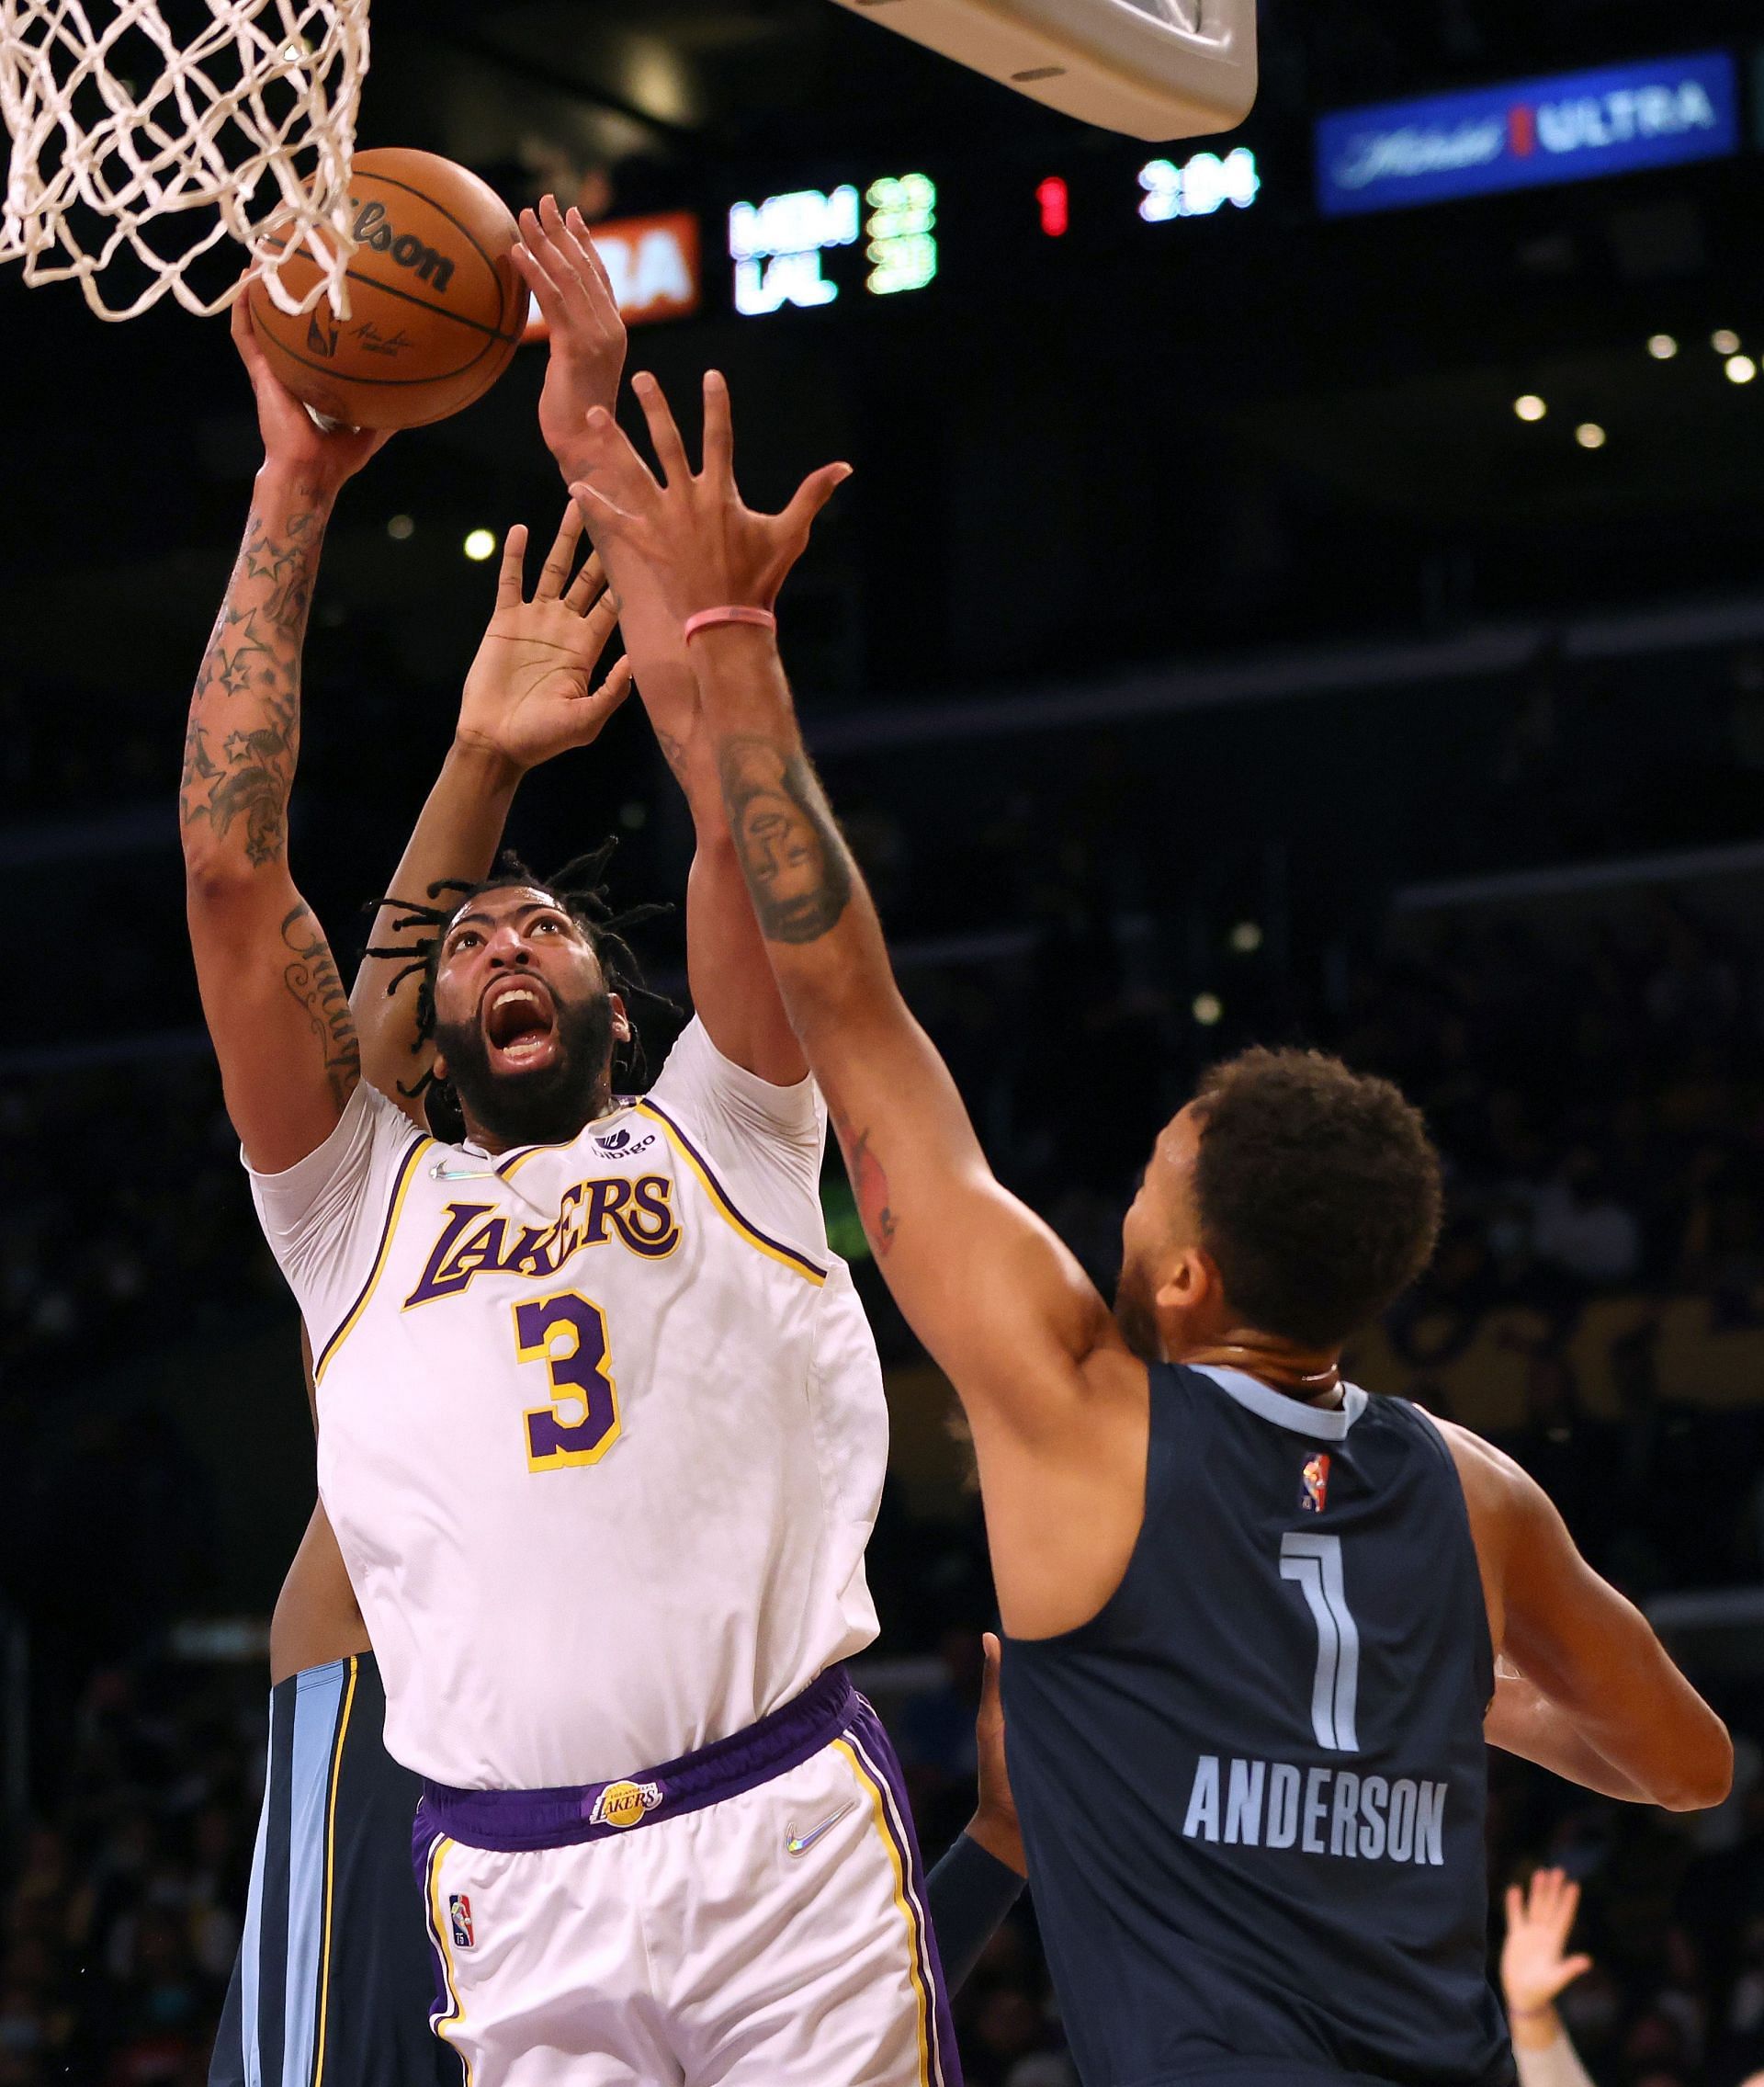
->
xmin=246 ymin=148 xmax=525 ymax=431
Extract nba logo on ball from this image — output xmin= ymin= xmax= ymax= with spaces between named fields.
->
xmin=448 ymin=1895 xmax=474 ymax=1950
xmin=1300 ymin=1453 xmax=1330 ymax=1514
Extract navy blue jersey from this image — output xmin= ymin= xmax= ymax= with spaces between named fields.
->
xmin=1001 ymin=1364 xmax=1511 ymax=2087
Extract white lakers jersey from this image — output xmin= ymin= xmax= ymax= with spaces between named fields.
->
xmin=249 ymin=1020 xmax=886 ymax=1790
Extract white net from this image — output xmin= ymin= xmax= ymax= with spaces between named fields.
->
xmin=0 ymin=0 xmax=369 ymax=321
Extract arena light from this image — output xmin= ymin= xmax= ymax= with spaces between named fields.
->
xmin=1713 ymin=329 xmax=1742 ymax=356
xmin=1138 ymin=146 xmax=1259 ymax=222
xmin=1647 ymin=334 xmax=1679 ymax=360
xmin=1726 ymin=355 xmax=1758 ymax=386
xmin=1192 ymin=992 xmax=1224 ymax=1027
xmin=387 ymin=513 xmax=414 ymax=540
xmin=1228 ymin=921 xmax=1263 ymax=954
xmin=463 ymin=527 xmax=497 ymax=562
xmin=1514 ymin=394 xmax=1547 ymax=423
xmin=1576 ymin=423 xmax=1607 ymax=449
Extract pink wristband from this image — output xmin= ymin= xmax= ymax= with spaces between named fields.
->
xmin=683 ymin=605 xmax=778 ymax=643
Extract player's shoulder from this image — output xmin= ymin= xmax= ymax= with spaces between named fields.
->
xmin=1411 ymin=1406 xmax=1544 ymax=1563
xmin=646 ymin=1016 xmax=821 ymax=1140
xmin=1414 ymin=1407 xmax=1529 ymax=1491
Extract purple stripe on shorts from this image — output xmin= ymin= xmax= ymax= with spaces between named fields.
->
xmin=847 ymin=1697 xmax=965 ymax=2087
xmin=409 ymin=1823 xmax=454 ymax=2034
xmin=419 ymin=1667 xmax=857 ymax=1854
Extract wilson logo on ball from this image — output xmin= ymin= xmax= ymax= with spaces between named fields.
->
xmin=349 ymin=198 xmax=457 ymax=294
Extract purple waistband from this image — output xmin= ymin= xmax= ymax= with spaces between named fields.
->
xmin=418 ymin=1666 xmax=857 ymax=1853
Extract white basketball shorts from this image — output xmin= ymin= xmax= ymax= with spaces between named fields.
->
xmin=412 ymin=1670 xmax=960 ymax=2087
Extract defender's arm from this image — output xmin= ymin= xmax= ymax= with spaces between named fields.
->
xmin=182 ymin=304 xmax=388 ymax=1174
xmin=570 ymin=375 xmax=1123 ymax=1434
xmin=520 ymin=203 xmax=805 ymax=1083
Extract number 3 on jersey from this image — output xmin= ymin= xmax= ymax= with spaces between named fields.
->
xmin=513 ymin=1291 xmax=621 ymax=1471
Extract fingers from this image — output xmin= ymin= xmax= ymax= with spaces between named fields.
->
xmin=572 ymin=655 xmax=634 ymax=737
xmin=570 ymin=478 xmax=643 ymax=540
xmin=1558 ymin=1954 xmax=1594 ymax=1989
xmin=631 ymin=371 xmax=692 ymax=487
xmin=570 ymin=404 xmax=666 ymax=524
xmin=510 ymin=237 xmax=562 ymax=326
xmin=535 ymin=505 xmax=585 ymax=603
xmin=564 ymin=205 xmax=620 ymax=306
xmin=598 ymin=656 xmax=635 ymax=709
xmin=980 ymin=1631 xmax=1004 ymax=1718
xmin=701 ymin=369 xmax=734 ymax=486
xmin=1505 ymin=1883 xmax=1524 ymax=1930
xmin=229 ymin=289 xmax=271 ymax=380
xmin=578 ymin=584 xmax=621 ymax=664
xmin=778 ymin=460 xmax=854 ymax=543
xmin=563 ymin=547 xmax=610 ymax=616
xmin=495 ymin=523 xmax=529 ymax=612
xmin=519 ymin=197 xmax=620 ymax=347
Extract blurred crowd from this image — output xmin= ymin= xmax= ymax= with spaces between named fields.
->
xmin=2 ymin=1610 xmax=1760 ymax=2083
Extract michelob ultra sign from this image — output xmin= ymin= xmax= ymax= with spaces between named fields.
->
xmin=1316 ymin=50 xmax=1739 ymax=218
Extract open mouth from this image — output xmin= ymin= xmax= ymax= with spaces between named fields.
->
xmin=481 ymin=976 xmax=560 ymax=1072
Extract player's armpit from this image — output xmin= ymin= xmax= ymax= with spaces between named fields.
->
xmin=1464 ymin=1435 xmax=1731 ymax=1811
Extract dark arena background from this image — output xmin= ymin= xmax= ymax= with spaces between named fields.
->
xmin=5 ymin=0 xmax=1764 ymax=2079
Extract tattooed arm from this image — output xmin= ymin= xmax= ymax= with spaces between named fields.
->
xmin=519 ymin=198 xmax=804 ymax=1083
xmin=571 ymin=377 xmax=1148 ymax=1639
xmin=181 ymin=302 xmax=390 ymax=1173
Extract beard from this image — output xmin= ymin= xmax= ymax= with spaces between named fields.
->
xmin=435 ymin=987 xmax=617 ymax=1151
xmin=1114 ymin=1261 xmax=1164 ymax=1365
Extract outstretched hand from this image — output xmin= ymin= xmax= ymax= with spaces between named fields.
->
xmin=514 ymin=195 xmax=628 ymax=479
xmin=968 ymin=1631 xmax=1026 ymax=1877
xmin=568 ymin=369 xmax=850 ymax=621
xmin=457 ymin=505 xmax=633 ymax=776
xmin=1501 ymin=1867 xmax=1593 ymax=2023
xmin=230 ymin=295 xmax=390 ymax=490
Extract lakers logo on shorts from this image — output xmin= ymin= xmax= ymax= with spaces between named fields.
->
xmin=590 ymin=1779 xmax=664 ymax=1830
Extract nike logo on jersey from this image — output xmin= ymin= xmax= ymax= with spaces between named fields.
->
xmin=786 ymin=1803 xmax=854 ymax=1854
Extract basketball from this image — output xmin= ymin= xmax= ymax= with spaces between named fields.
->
xmin=244 ymin=147 xmax=525 ymax=431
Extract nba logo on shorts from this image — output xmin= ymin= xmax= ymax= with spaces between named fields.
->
xmin=448 ymin=1894 xmax=474 ymax=1950
xmin=1300 ymin=1452 xmax=1330 ymax=1514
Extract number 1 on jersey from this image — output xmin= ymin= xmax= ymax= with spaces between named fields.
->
xmin=1280 ymin=1532 xmax=1361 ymax=1752
xmin=513 ymin=1291 xmax=621 ymax=1471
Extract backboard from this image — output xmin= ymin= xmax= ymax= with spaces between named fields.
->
xmin=826 ymin=0 xmax=1257 ymax=142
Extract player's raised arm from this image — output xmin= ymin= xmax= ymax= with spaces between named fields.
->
xmin=521 ymin=201 xmax=805 ymax=1084
xmin=351 ymin=507 xmax=631 ymax=1119
xmin=180 ymin=302 xmax=390 ymax=1173
xmin=569 ymin=372 xmax=1126 ymax=1438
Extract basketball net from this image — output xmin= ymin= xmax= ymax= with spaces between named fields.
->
xmin=0 ymin=0 xmax=369 ymax=320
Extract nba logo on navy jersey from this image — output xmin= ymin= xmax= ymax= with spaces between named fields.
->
xmin=1300 ymin=1452 xmax=1330 ymax=1513
xmin=449 ymin=1894 xmax=474 ymax=1949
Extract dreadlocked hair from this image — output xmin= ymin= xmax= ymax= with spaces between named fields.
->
xmin=361 ymin=841 xmax=674 ymax=1139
